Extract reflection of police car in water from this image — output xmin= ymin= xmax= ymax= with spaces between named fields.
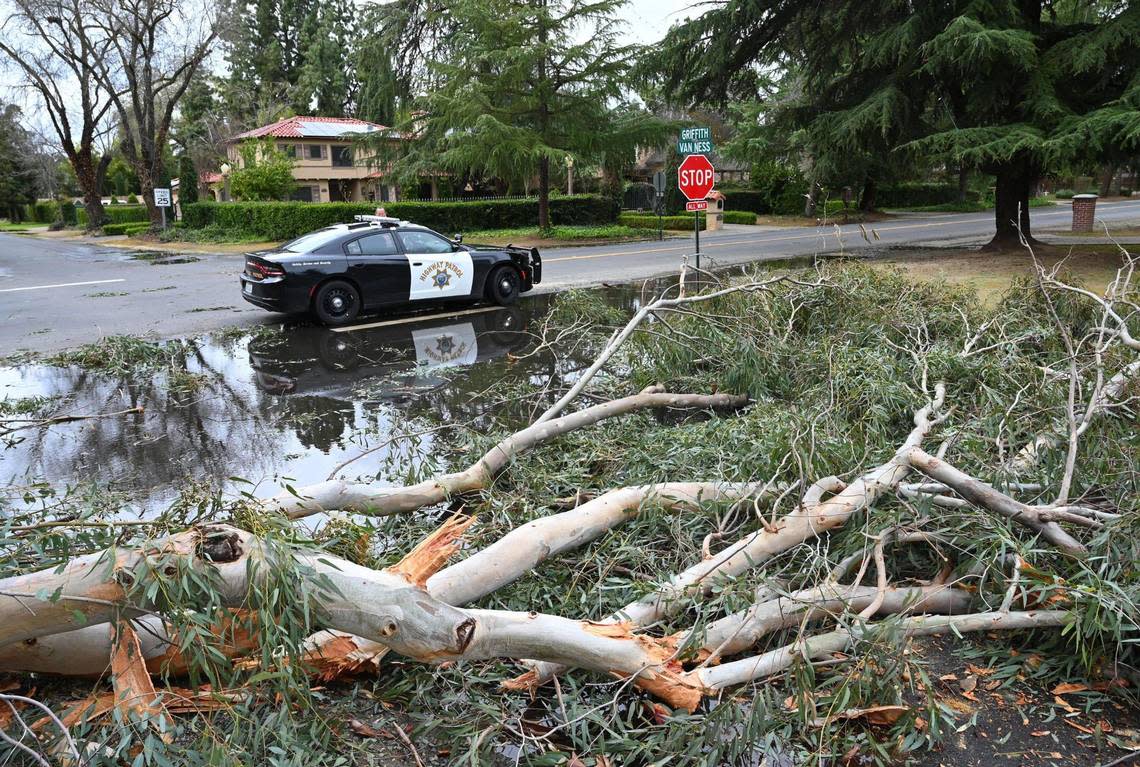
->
xmin=248 ymin=305 xmax=531 ymax=399
xmin=240 ymin=215 xmax=542 ymax=325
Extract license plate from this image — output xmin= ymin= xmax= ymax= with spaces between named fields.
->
xmin=243 ymin=282 xmax=252 ymax=294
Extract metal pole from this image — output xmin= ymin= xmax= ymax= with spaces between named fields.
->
xmin=694 ymin=209 xmax=700 ymax=270
xmin=160 ymin=206 xmax=166 ymax=230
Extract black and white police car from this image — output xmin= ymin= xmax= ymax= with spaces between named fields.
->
xmin=239 ymin=215 xmax=541 ymax=325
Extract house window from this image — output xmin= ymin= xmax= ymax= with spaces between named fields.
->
xmin=278 ymin=143 xmax=297 ymax=158
xmin=307 ymin=144 xmax=325 ymax=160
xmin=331 ymin=145 xmax=353 ymax=167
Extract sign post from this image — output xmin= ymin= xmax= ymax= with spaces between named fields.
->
xmin=652 ymin=170 xmax=666 ymax=241
xmin=677 ymin=153 xmax=715 ymax=270
xmin=153 ymin=187 xmax=171 ymax=230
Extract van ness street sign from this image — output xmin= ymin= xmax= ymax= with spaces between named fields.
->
xmin=677 ymin=126 xmax=714 ymax=155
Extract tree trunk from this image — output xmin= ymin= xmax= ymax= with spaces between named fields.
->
xmin=73 ymin=151 xmax=107 ymax=230
xmin=538 ymin=155 xmax=551 ymax=230
xmin=958 ymin=164 xmax=969 ymax=203
xmin=1099 ymin=165 xmax=1116 ymax=197
xmin=803 ymin=180 xmax=818 ymax=218
xmin=987 ymin=160 xmax=1034 ymax=249
xmin=94 ymin=153 xmax=112 ymax=198
xmin=858 ymin=177 xmax=876 ymax=212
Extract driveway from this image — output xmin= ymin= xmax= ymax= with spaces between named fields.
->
xmin=2 ymin=199 xmax=1140 ymax=354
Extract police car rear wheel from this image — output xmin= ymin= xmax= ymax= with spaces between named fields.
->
xmin=487 ymin=266 xmax=520 ymax=306
xmin=313 ymin=280 xmax=360 ymax=325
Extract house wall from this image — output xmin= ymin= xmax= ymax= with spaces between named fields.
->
xmin=224 ymin=139 xmax=398 ymax=202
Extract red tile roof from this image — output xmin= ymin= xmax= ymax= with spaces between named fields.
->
xmin=228 ymin=115 xmax=389 ymax=141
xmin=199 ymin=171 xmax=223 ymax=184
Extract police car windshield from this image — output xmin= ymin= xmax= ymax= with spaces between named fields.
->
xmin=281 ymin=228 xmax=345 ymax=253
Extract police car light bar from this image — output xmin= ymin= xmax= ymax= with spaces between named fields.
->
xmin=352 ymin=214 xmax=401 ymax=225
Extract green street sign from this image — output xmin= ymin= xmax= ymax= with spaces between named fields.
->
xmin=677 ymin=126 xmax=714 ymax=155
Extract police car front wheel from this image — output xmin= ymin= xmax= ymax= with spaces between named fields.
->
xmin=487 ymin=266 xmax=521 ymax=306
xmin=313 ymin=280 xmax=361 ymax=325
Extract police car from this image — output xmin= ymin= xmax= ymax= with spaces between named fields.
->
xmin=239 ymin=215 xmax=542 ymax=325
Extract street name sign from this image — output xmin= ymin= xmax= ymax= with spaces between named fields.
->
xmin=677 ymin=126 xmax=714 ymax=155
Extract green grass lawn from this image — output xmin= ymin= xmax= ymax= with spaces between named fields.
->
xmin=0 ymin=220 xmax=48 ymax=232
xmin=890 ymin=197 xmax=1057 ymax=213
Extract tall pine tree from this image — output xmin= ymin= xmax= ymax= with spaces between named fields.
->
xmin=649 ymin=0 xmax=1140 ymax=247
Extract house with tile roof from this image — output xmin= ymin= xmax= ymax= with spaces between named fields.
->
xmin=217 ymin=115 xmax=403 ymax=204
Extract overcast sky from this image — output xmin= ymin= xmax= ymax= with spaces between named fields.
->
xmin=620 ymin=0 xmax=705 ymax=44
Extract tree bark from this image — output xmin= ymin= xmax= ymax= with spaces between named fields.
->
xmin=988 ymin=159 xmax=1035 ymax=249
xmin=958 ymin=164 xmax=969 ymax=203
xmin=538 ymin=155 xmax=551 ymax=230
xmin=73 ymin=151 xmax=108 ymax=230
xmin=858 ymin=177 xmax=876 ymax=212
xmin=1099 ymin=164 xmax=1116 ymax=197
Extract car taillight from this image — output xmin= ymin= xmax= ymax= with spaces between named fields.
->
xmin=247 ymin=261 xmax=284 ymax=279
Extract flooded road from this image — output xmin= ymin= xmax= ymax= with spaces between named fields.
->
xmin=0 ymin=291 xmax=630 ymax=514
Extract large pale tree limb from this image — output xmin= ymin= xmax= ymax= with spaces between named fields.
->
xmin=523 ymin=384 xmax=947 ymax=685
xmin=268 ymin=388 xmax=748 ymax=519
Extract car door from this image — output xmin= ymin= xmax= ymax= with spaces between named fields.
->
xmin=397 ymin=230 xmax=475 ymax=301
xmin=344 ymin=231 xmax=406 ymax=306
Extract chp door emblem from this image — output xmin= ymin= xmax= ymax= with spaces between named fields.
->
xmin=420 ymin=261 xmax=464 ymax=290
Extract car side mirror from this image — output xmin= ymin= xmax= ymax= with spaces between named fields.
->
xmin=453 ymin=233 xmax=463 ymax=244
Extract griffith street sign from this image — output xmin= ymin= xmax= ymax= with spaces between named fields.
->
xmin=677 ymin=126 xmax=713 ymax=155
xmin=677 ymin=154 xmax=715 ymax=201
xmin=685 ymin=200 xmax=709 ymax=212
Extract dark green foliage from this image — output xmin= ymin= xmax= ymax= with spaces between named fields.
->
xmin=0 ymin=102 xmax=39 ymax=221
xmin=876 ymin=183 xmax=973 ymax=208
xmin=102 ymin=222 xmax=151 ymax=236
xmin=228 ymin=140 xmax=297 ymax=201
xmin=24 ymin=201 xmax=60 ymax=223
xmin=721 ymin=190 xmax=769 ymax=214
xmin=76 ymin=205 xmax=150 ymax=227
xmin=722 ymin=210 xmax=758 ymax=224
xmin=650 ymin=1 xmax=1140 ymax=244
xmin=618 ymin=212 xmax=706 ymax=230
xmin=182 ymin=195 xmax=619 ymax=239
xmin=179 ymin=155 xmax=199 ymax=205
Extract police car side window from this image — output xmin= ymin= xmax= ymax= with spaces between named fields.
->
xmin=398 ymin=231 xmax=454 ymax=254
xmin=347 ymin=232 xmax=398 ymax=256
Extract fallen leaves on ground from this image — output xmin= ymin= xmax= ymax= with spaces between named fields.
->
xmin=348 ymin=718 xmax=390 ymax=738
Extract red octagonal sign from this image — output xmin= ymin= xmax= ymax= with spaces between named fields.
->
xmin=677 ymin=154 xmax=715 ymax=201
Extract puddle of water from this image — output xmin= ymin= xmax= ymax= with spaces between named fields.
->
xmin=0 ymin=290 xmax=643 ymax=514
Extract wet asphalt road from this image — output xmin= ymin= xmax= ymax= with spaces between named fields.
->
xmin=2 ymin=199 xmax=1140 ymax=354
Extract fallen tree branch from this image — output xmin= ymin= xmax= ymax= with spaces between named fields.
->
xmin=268 ymin=388 xmax=749 ymax=519
xmin=904 ymin=447 xmax=1088 ymax=555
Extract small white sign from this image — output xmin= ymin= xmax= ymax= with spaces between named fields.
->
xmin=153 ymin=187 xmax=171 ymax=206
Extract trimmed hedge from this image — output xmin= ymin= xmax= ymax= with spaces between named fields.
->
xmin=103 ymin=222 xmax=151 ymax=236
xmin=181 ymin=195 xmax=618 ymax=240
xmin=77 ymin=205 xmax=150 ymax=227
xmin=25 ymin=201 xmax=60 ymax=223
xmin=722 ymin=190 xmax=770 ymax=214
xmin=875 ymin=183 xmax=962 ymax=208
xmin=723 ymin=210 xmax=758 ymax=224
xmin=619 ymin=212 xmax=706 ymax=231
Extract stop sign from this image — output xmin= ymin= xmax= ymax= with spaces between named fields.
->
xmin=677 ymin=154 xmax=715 ymax=201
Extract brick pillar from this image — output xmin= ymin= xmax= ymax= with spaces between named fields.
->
xmin=1071 ymin=193 xmax=1098 ymax=232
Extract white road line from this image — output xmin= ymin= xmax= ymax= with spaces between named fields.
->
xmin=332 ymin=305 xmax=499 ymax=333
xmin=0 ymin=278 xmax=126 ymax=293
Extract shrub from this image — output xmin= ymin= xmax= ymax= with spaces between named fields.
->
xmin=127 ymin=194 xmax=138 ymax=205
xmin=1054 ymin=189 xmax=1075 ymax=199
xmin=1121 ymin=188 xmax=1133 ymax=197
xmin=229 ymin=140 xmax=297 ymax=201
xmin=875 ymin=183 xmax=961 ymax=208
xmin=59 ymin=200 xmax=77 ymax=226
xmin=619 ymin=212 xmax=706 ymax=231
xmin=749 ymin=161 xmax=808 ymax=215
xmin=77 ymin=205 xmax=150 ymax=227
xmin=110 ymin=196 xmax=121 ymax=205
xmin=24 ymin=201 xmax=60 ymax=223
xmin=722 ymin=210 xmax=757 ymax=224
xmin=103 ymin=222 xmax=151 ymax=236
xmin=721 ymin=190 xmax=769 ymax=214
xmin=182 ymin=195 xmax=619 ymax=240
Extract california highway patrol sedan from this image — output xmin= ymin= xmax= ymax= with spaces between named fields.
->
xmin=239 ymin=216 xmax=542 ymax=325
